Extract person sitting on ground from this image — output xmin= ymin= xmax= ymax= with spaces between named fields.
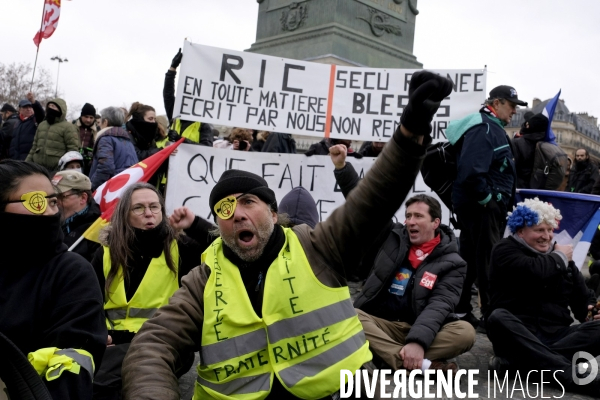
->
xmin=9 ymin=93 xmax=45 ymax=161
xmin=278 ymin=186 xmax=319 ymax=228
xmin=52 ymin=170 xmax=101 ymax=262
xmin=90 ymin=182 xmax=208 ymax=398
xmin=486 ymin=197 xmax=600 ymax=396
xmin=119 ymin=71 xmax=453 ymax=399
xmin=90 ymin=107 xmax=138 ymax=191
xmin=330 ymin=144 xmax=473 ymax=372
xmin=26 ymin=98 xmax=80 ymax=171
xmin=0 ymin=160 xmax=106 ymax=399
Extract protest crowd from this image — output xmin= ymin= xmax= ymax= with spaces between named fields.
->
xmin=3 ymin=47 xmax=600 ymax=400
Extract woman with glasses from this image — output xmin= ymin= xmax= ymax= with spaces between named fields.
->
xmin=90 ymin=182 xmax=207 ymax=398
xmin=0 ymin=160 xmax=106 ymax=400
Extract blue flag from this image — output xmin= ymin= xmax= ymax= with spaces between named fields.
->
xmin=542 ymin=90 xmax=561 ymax=145
xmin=515 ymin=189 xmax=600 ymax=269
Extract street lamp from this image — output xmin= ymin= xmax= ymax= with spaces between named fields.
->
xmin=50 ymin=56 xmax=68 ymax=98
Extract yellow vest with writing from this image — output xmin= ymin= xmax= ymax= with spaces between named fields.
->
xmin=103 ymin=241 xmax=179 ymax=332
xmin=171 ymin=119 xmax=201 ymax=143
xmin=194 ymin=228 xmax=371 ymax=400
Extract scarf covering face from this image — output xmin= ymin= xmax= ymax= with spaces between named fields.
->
xmin=128 ymin=119 xmax=158 ymax=146
xmin=45 ymin=107 xmax=61 ymax=125
xmin=0 ymin=212 xmax=64 ymax=267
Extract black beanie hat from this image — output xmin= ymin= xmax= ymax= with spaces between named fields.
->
xmin=209 ymin=170 xmax=277 ymax=219
xmin=521 ymin=113 xmax=549 ymax=134
xmin=81 ymin=103 xmax=96 ymax=117
xmin=1 ymin=103 xmax=17 ymax=113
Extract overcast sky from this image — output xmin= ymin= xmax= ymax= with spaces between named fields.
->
xmin=4 ymin=0 xmax=600 ymax=123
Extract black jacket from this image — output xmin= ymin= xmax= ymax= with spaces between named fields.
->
xmin=8 ymin=101 xmax=45 ymax=160
xmin=62 ymin=201 xmax=102 ymax=262
xmin=512 ymin=130 xmax=545 ymax=189
xmin=0 ymin=212 xmax=106 ymax=400
xmin=354 ymin=225 xmax=466 ymax=350
xmin=488 ymin=236 xmax=595 ymax=333
xmin=305 ymin=138 xmax=362 ymax=158
xmin=0 ymin=113 xmax=19 ymax=159
xmin=262 ymin=133 xmax=296 ymax=154
xmin=568 ymin=159 xmax=599 ymax=194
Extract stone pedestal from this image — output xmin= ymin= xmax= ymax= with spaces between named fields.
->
xmin=248 ymin=0 xmax=422 ymax=69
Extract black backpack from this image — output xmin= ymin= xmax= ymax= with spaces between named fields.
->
xmin=530 ymin=141 xmax=569 ymax=190
xmin=421 ymin=140 xmax=462 ymax=228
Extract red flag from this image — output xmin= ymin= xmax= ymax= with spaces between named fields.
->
xmin=82 ymin=139 xmax=184 ymax=243
xmin=33 ymin=0 xmax=62 ymax=47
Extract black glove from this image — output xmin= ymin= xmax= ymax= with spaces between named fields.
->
xmin=167 ymin=129 xmax=180 ymax=142
xmin=400 ymin=70 xmax=453 ymax=136
xmin=171 ymin=48 xmax=183 ymax=69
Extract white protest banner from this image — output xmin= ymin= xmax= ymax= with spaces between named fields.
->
xmin=173 ymin=41 xmax=486 ymax=143
xmin=166 ymin=144 xmax=455 ymax=226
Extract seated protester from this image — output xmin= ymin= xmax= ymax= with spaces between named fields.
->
xmin=26 ymin=98 xmax=80 ymax=171
xmin=57 ymin=150 xmax=85 ymax=173
xmin=164 ymin=48 xmax=214 ymax=146
xmin=90 ymin=182 xmax=207 ymax=398
xmin=120 ymin=71 xmax=453 ymax=399
xmin=305 ymin=137 xmax=362 ymax=158
xmin=52 ymin=170 xmax=101 ymax=262
xmin=486 ymin=198 xmax=600 ymax=396
xmin=0 ymin=160 xmax=105 ymax=399
xmin=278 ymin=186 xmax=318 ymax=228
xmin=90 ymin=107 xmax=138 ymax=191
xmin=331 ymin=146 xmax=474 ymax=372
xmin=358 ymin=141 xmax=385 ymax=158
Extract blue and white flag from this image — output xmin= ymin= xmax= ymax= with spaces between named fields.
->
xmin=515 ymin=189 xmax=600 ymax=269
xmin=542 ymin=90 xmax=561 ymax=145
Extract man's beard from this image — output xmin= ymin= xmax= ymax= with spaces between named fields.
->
xmin=221 ymin=215 xmax=275 ymax=262
xmin=80 ymin=117 xmax=93 ymax=128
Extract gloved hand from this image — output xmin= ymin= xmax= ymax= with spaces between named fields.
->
xmin=400 ymin=71 xmax=453 ymax=136
xmin=167 ymin=129 xmax=181 ymax=142
xmin=171 ymin=48 xmax=183 ymax=69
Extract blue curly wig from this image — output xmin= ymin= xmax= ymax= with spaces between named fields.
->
xmin=507 ymin=205 xmax=539 ymax=233
xmin=506 ymin=197 xmax=562 ymax=234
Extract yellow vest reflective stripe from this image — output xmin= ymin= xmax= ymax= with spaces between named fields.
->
xmin=156 ymin=137 xmax=168 ymax=149
xmin=103 ymin=241 xmax=179 ymax=332
xmin=28 ymin=347 xmax=95 ymax=382
xmin=194 ymin=228 xmax=371 ymax=400
xmin=171 ymin=118 xmax=201 ymax=143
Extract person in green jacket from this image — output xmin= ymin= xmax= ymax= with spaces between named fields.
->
xmin=26 ymin=98 xmax=80 ymax=171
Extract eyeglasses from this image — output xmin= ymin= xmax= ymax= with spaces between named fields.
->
xmin=57 ymin=192 xmax=80 ymax=201
xmin=131 ymin=203 xmax=161 ymax=216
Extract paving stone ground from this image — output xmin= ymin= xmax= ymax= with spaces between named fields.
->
xmin=177 ymin=276 xmax=598 ymax=400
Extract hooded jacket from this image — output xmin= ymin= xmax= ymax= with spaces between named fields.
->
xmin=278 ymin=187 xmax=319 ymax=228
xmin=512 ymin=130 xmax=546 ymax=189
xmin=8 ymin=100 xmax=45 ymax=160
xmin=89 ymin=127 xmax=139 ymax=190
xmin=26 ymin=98 xmax=80 ymax=170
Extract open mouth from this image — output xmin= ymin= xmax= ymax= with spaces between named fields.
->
xmin=238 ymin=230 xmax=255 ymax=243
xmin=409 ymin=229 xmax=419 ymax=235
xmin=145 ymin=222 xmax=155 ymax=229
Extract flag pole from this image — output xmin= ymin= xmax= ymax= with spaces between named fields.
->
xmin=30 ymin=1 xmax=47 ymax=92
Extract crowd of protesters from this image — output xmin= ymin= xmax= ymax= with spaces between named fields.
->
xmin=2 ymin=53 xmax=600 ymax=400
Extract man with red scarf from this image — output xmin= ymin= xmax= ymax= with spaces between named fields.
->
xmin=331 ymin=148 xmax=474 ymax=373
xmin=8 ymin=93 xmax=45 ymax=161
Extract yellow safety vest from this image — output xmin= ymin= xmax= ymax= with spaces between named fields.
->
xmin=29 ymin=347 xmax=95 ymax=382
xmin=171 ymin=119 xmax=201 ymax=143
xmin=103 ymin=241 xmax=179 ymax=332
xmin=195 ymin=228 xmax=371 ymax=400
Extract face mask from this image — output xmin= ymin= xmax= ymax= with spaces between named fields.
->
xmin=72 ymin=168 xmax=83 ymax=174
xmin=46 ymin=107 xmax=61 ymax=124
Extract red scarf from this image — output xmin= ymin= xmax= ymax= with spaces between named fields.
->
xmin=408 ymin=234 xmax=441 ymax=268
